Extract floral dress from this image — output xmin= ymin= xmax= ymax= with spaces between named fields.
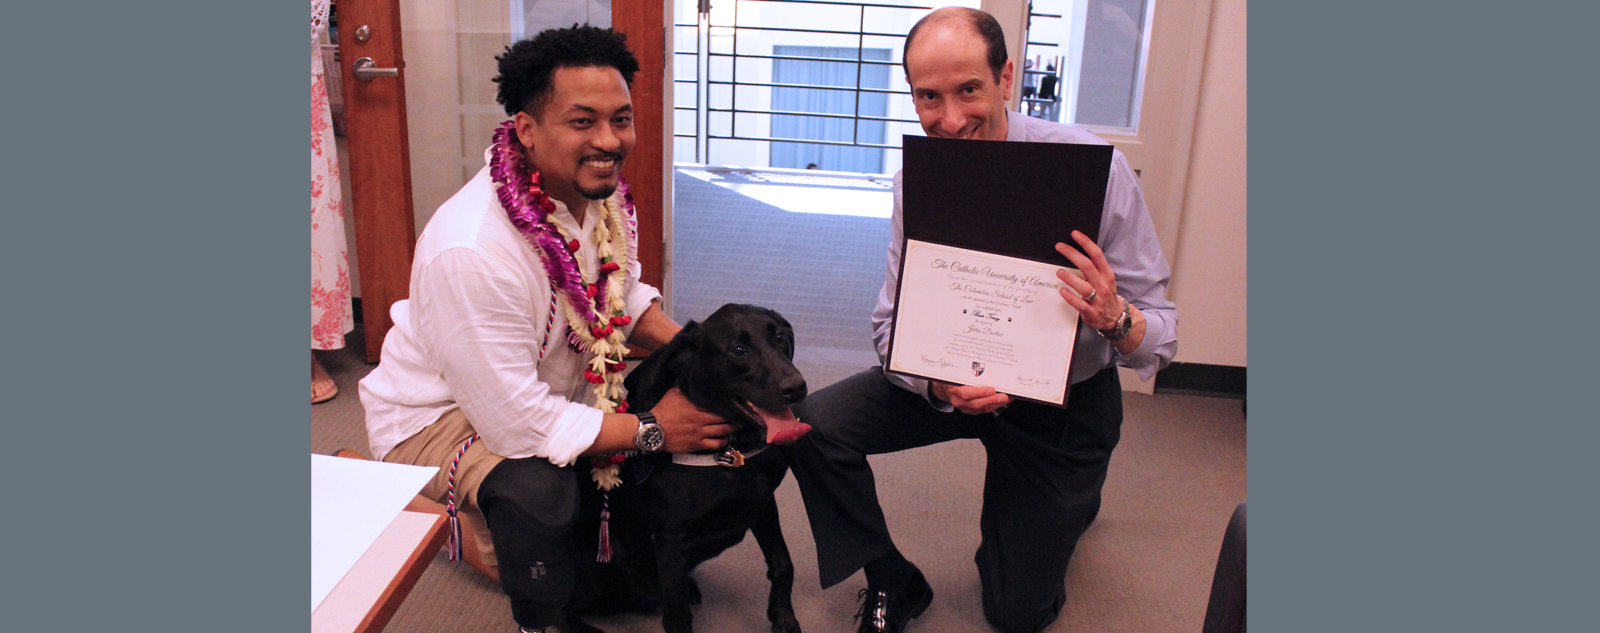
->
xmin=312 ymin=0 xmax=353 ymax=350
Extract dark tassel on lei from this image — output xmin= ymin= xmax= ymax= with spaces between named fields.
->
xmin=597 ymin=492 xmax=614 ymax=563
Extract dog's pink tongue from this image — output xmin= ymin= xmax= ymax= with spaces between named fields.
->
xmin=754 ymin=404 xmax=811 ymax=444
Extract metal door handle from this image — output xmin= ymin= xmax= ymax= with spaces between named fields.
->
xmin=352 ymin=57 xmax=398 ymax=81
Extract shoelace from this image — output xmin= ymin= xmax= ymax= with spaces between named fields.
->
xmin=854 ymin=588 xmax=890 ymax=630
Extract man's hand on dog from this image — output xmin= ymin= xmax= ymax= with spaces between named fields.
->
xmin=930 ymin=382 xmax=1012 ymax=416
xmin=652 ymin=387 xmax=736 ymax=452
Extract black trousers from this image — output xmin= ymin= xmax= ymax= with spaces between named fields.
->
xmin=477 ymin=455 xmax=582 ymax=630
xmin=789 ymin=366 xmax=1123 ymax=633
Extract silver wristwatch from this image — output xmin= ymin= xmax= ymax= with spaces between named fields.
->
xmin=1098 ymin=299 xmax=1134 ymax=341
xmin=633 ymin=411 xmax=665 ymax=454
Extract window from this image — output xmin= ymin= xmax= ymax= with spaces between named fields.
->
xmin=1022 ymin=0 xmax=1153 ymax=130
xmin=673 ymin=0 xmax=973 ymax=175
xmin=769 ymin=46 xmax=892 ymax=173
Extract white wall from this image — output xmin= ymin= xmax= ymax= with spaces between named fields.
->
xmin=1167 ymin=0 xmax=1245 ymax=367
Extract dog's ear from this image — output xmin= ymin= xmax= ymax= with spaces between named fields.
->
xmin=666 ymin=320 xmax=720 ymax=407
xmin=623 ymin=320 xmax=700 ymax=412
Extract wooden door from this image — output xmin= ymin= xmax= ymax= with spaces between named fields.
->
xmin=612 ymin=0 xmax=667 ymax=292
xmin=336 ymin=0 xmax=416 ymax=362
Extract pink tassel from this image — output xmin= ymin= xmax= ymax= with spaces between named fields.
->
xmin=597 ymin=494 xmax=614 ymax=563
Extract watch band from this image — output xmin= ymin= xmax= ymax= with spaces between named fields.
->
xmin=633 ymin=411 xmax=664 ymax=453
xmin=1098 ymin=298 xmax=1133 ymax=341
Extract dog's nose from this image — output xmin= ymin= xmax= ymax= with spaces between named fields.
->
xmin=781 ymin=377 xmax=808 ymax=404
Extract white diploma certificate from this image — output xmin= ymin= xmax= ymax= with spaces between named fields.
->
xmin=886 ymin=239 xmax=1083 ymax=405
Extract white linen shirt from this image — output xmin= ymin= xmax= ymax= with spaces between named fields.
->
xmin=359 ymin=149 xmax=661 ymax=465
xmin=876 ymin=110 xmax=1178 ymax=405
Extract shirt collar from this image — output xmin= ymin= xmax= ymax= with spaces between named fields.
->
xmin=1004 ymin=110 xmax=1026 ymax=142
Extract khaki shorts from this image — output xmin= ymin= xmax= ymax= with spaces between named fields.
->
xmin=382 ymin=407 xmax=504 ymax=568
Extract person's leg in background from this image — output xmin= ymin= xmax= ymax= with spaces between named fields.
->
xmin=313 ymin=353 xmax=339 ymax=403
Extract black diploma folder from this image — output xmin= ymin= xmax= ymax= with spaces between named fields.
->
xmin=888 ymin=134 xmax=1114 ymax=406
xmin=900 ymin=134 xmax=1113 ymax=263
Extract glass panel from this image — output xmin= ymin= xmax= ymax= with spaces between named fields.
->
xmin=862 ymin=5 xmax=933 ymax=35
xmin=710 ymin=83 xmax=733 ymax=110
xmin=733 ymin=109 xmax=769 ymax=137
xmin=674 ymin=53 xmax=699 ymax=81
xmin=734 ymin=57 xmax=770 ymax=84
xmin=768 ymin=45 xmax=890 ymax=173
xmin=709 ymin=110 xmax=733 ymax=136
xmin=709 ymin=55 xmax=735 ymax=82
xmin=734 ymin=83 xmax=772 ymax=113
xmin=705 ymin=138 xmax=770 ymax=166
xmin=398 ymin=0 xmax=612 ymax=229
xmin=738 ymin=1 xmax=862 ymax=33
xmin=737 ymin=29 xmax=861 ymax=55
xmin=677 ymin=0 xmax=977 ymax=172
xmin=673 ymin=25 xmax=699 ymax=50
xmin=673 ymin=84 xmax=699 ymax=108
xmin=674 ymin=108 xmax=698 ymax=133
xmin=673 ymin=136 xmax=698 ymax=163
xmin=710 ymin=31 xmax=735 ymax=54
xmin=1023 ymin=0 xmax=1151 ymax=130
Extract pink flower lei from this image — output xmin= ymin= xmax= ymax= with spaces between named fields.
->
xmin=488 ymin=122 xmax=637 ymax=323
xmin=488 ymin=121 xmax=637 ymax=420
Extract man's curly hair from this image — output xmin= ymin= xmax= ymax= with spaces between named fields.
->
xmin=494 ymin=25 xmax=641 ymax=119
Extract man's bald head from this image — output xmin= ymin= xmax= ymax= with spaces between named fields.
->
xmin=903 ymin=7 xmax=1008 ymax=83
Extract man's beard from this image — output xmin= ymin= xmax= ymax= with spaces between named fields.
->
xmin=578 ymin=183 xmax=618 ymax=200
xmin=577 ymin=151 xmax=624 ymax=200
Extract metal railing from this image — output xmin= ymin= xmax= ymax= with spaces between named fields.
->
xmin=673 ymin=0 xmax=935 ymax=166
xmin=1021 ymin=6 xmax=1064 ymax=121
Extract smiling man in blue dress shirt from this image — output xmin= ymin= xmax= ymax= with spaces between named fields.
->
xmin=787 ymin=8 xmax=1178 ymax=633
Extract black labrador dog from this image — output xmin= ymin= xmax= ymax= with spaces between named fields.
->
xmin=607 ymin=303 xmax=811 ymax=633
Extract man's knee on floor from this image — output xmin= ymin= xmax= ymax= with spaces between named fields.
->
xmin=983 ymin=586 xmax=1065 ymax=633
xmin=985 ymin=607 xmax=1059 ymax=633
xmin=508 ymin=568 xmax=574 ymax=629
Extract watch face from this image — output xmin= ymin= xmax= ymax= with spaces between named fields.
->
xmin=639 ymin=424 xmax=665 ymax=452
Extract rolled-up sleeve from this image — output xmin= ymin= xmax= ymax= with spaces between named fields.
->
xmin=414 ymin=248 xmax=602 ymax=465
xmin=1101 ymin=152 xmax=1178 ymax=380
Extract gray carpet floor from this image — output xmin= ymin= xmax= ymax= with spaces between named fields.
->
xmin=311 ymin=170 xmax=1246 ymax=632
xmin=669 ymin=169 xmax=888 ymax=359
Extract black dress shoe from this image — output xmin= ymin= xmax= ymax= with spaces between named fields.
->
xmin=853 ymin=566 xmax=932 ymax=633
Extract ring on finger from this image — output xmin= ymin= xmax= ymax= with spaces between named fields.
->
xmin=1083 ymin=289 xmax=1097 ymax=302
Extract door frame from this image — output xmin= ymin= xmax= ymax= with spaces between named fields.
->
xmin=613 ymin=0 xmax=669 ymax=293
xmin=337 ymin=0 xmax=417 ymax=362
